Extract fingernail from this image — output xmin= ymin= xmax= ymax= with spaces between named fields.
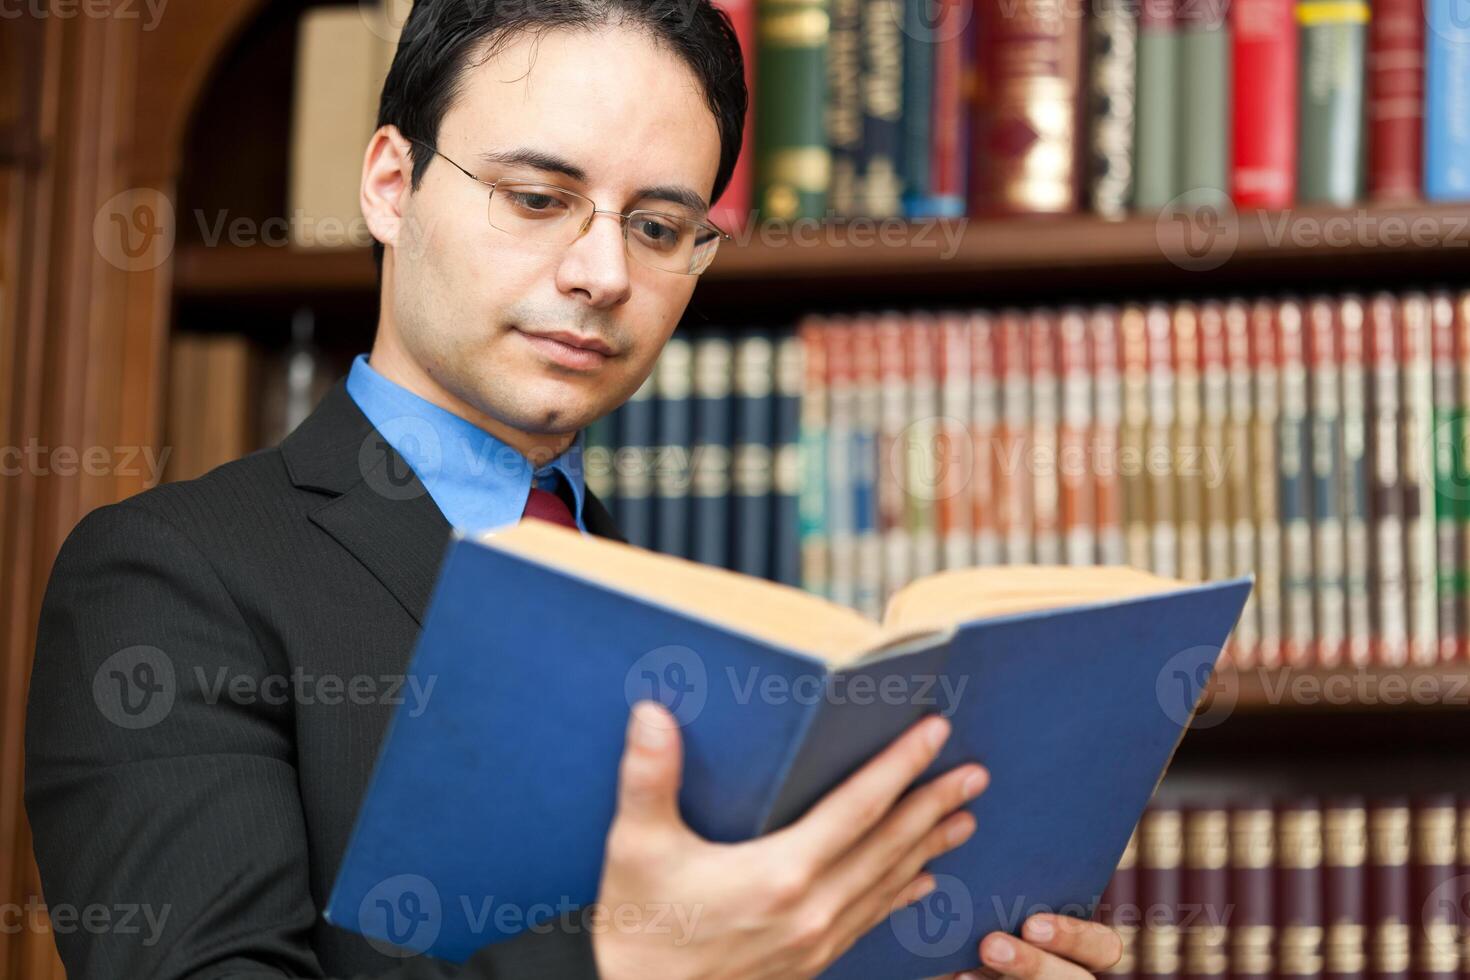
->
xmin=631 ymin=703 xmax=668 ymax=749
xmin=947 ymin=814 xmax=976 ymax=845
xmin=987 ymin=936 xmax=1016 ymax=964
xmin=1026 ymin=916 xmax=1055 ymax=941
xmin=923 ymin=715 xmax=951 ymax=750
xmin=913 ymin=877 xmax=937 ymax=901
xmin=963 ymin=768 xmax=988 ymax=798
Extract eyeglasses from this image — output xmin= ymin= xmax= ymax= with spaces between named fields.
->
xmin=408 ymin=138 xmax=730 ymax=276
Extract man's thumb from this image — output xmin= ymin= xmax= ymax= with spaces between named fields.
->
xmin=613 ymin=701 xmax=685 ymax=828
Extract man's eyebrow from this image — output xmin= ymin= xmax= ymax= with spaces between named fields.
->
xmin=476 ymin=148 xmax=710 ymax=214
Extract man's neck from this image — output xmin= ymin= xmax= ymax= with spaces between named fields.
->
xmin=365 ymin=338 xmax=576 ymax=465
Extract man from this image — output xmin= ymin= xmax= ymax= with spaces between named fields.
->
xmin=26 ymin=1 xmax=1124 ymax=977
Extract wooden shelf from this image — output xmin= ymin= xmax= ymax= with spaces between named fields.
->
xmin=1206 ymin=665 xmax=1470 ymax=715
xmin=172 ymin=203 xmax=1470 ymax=306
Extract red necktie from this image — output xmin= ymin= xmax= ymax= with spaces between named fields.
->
xmin=521 ymin=484 xmax=578 ymax=530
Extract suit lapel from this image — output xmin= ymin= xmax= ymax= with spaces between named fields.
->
xmin=282 ymin=379 xmax=625 ymax=626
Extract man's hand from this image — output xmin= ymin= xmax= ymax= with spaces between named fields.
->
xmin=592 ymin=701 xmax=990 ymax=980
xmin=948 ymin=913 xmax=1124 ymax=980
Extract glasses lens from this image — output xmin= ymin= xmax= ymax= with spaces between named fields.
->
xmin=488 ymin=182 xmax=589 ymax=242
xmin=626 ymin=211 xmax=723 ymax=275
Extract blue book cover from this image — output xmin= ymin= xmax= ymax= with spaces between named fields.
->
xmin=773 ymin=331 xmax=804 ymax=586
xmin=325 ymin=523 xmax=1251 ymax=976
xmin=1425 ymin=0 xmax=1470 ymax=201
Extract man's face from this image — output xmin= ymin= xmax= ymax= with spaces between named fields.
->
xmin=385 ymin=25 xmax=722 ymax=441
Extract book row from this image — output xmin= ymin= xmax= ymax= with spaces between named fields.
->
xmin=1098 ymin=795 xmax=1470 ymax=980
xmin=585 ymin=290 xmax=1470 ymax=671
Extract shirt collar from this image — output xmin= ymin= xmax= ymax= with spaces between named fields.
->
xmin=345 ymin=353 xmax=587 ymax=533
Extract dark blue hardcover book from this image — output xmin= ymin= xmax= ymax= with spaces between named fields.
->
xmin=325 ymin=523 xmax=1252 ymax=976
xmin=691 ymin=332 xmax=734 ymax=568
xmin=859 ymin=0 xmax=905 ymax=216
xmin=615 ymin=375 xmax=656 ymax=549
xmin=733 ymin=332 xmax=776 ymax=577
xmin=654 ymin=337 xmax=694 ymax=558
xmin=773 ymin=331 xmax=804 ymax=586
xmin=1425 ymin=0 xmax=1470 ymax=201
xmin=583 ymin=411 xmax=617 ymax=525
xmin=900 ymin=0 xmax=935 ymax=216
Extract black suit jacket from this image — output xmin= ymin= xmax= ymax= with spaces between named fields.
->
xmin=26 ymin=380 xmax=619 ymax=979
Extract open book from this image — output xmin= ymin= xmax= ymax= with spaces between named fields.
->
xmin=326 ymin=521 xmax=1252 ymax=977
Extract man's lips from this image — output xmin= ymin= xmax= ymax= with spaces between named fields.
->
xmin=513 ymin=326 xmax=616 ymax=370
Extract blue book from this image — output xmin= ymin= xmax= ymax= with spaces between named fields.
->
xmin=654 ymin=337 xmax=694 ymax=559
xmin=691 ymin=332 xmax=734 ymax=568
xmin=1424 ymin=0 xmax=1470 ymax=201
xmin=615 ymin=374 xmax=656 ymax=549
xmin=732 ymin=332 xmax=776 ymax=577
xmin=773 ymin=331 xmax=804 ymax=586
xmin=325 ymin=522 xmax=1251 ymax=977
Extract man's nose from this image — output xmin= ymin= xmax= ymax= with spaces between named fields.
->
xmin=555 ymin=210 xmax=632 ymax=308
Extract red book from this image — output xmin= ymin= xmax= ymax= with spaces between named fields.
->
xmin=1059 ymin=308 xmax=1094 ymax=566
xmin=996 ymin=310 xmax=1034 ymax=564
xmin=1030 ymin=310 xmax=1062 ymax=564
xmin=876 ymin=314 xmax=911 ymax=602
xmin=970 ymin=313 xmax=1000 ymax=566
xmin=708 ymin=0 xmax=755 ymax=232
xmin=930 ymin=0 xmax=971 ymax=214
xmin=1366 ymin=0 xmax=1423 ymax=201
xmin=1230 ymin=0 xmax=1298 ymax=207
xmin=1090 ymin=307 xmax=1125 ymax=567
xmin=937 ymin=313 xmax=973 ymax=570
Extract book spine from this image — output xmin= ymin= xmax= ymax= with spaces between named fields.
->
xmin=1431 ymin=293 xmax=1465 ymax=662
xmin=1368 ymin=799 xmax=1413 ymax=980
xmin=1102 ymin=827 xmax=1142 ymax=978
xmin=755 ymin=0 xmax=831 ymax=220
xmin=1365 ymin=0 xmax=1424 ymax=201
xmin=858 ymin=0 xmax=904 ymax=216
xmin=1324 ymin=797 xmax=1370 ymax=980
xmin=878 ymin=314 xmax=913 ymax=598
xmin=1224 ymin=300 xmax=1260 ymax=665
xmin=1412 ymin=796 xmax=1461 ymax=980
xmin=1278 ymin=299 xmax=1316 ymax=668
xmin=826 ymin=0 xmax=863 ymax=216
xmin=583 ymin=413 xmax=617 ymax=524
xmin=655 ymin=337 xmax=695 ymax=560
xmin=998 ymin=310 xmax=1035 ymax=563
xmin=907 ymin=314 xmax=943 ymax=578
xmin=1147 ymin=303 xmax=1179 ymax=578
xmin=1277 ymin=799 xmax=1326 ymax=980
xmin=969 ymin=0 xmax=1083 ymax=213
xmin=692 ymin=333 xmax=735 ymax=568
xmin=732 ymin=333 xmax=776 ymax=577
xmin=1424 ymin=0 xmax=1470 ymax=201
xmin=938 ymin=313 xmax=974 ymax=569
xmin=1295 ymin=0 xmax=1369 ymax=205
xmin=1368 ymin=294 xmax=1410 ymax=665
xmin=1199 ymin=302 xmax=1233 ymax=586
xmin=616 ymin=372 xmax=658 ymax=549
xmin=899 ymin=0 xmax=934 ymax=216
xmin=971 ymin=312 xmax=1001 ymax=565
xmin=1308 ymin=297 xmax=1347 ymax=667
xmin=1060 ymin=308 xmax=1096 ymax=565
xmin=1230 ymin=0 xmax=1298 ymax=206
xmin=1122 ymin=304 xmax=1153 ymax=571
xmin=1401 ymin=293 xmax=1440 ymax=664
xmin=1459 ymin=797 xmax=1470 ymax=976
xmin=851 ymin=319 xmax=883 ymax=618
xmin=1339 ymin=296 xmax=1375 ymax=667
xmin=1093 ymin=306 xmax=1126 ymax=565
xmin=1229 ymin=802 xmax=1276 ymax=980
xmin=1173 ymin=304 xmax=1205 ymax=582
xmin=825 ymin=319 xmax=856 ymax=607
xmin=710 ymin=0 xmax=757 ymax=231
xmin=928 ymin=0 xmax=970 ymax=215
xmin=1250 ymin=300 xmax=1285 ymax=668
xmin=1139 ymin=805 xmax=1184 ymax=980
xmin=1457 ymin=292 xmax=1470 ymax=663
xmin=1177 ymin=0 xmax=1230 ymax=200
xmin=798 ymin=319 xmax=829 ymax=596
xmin=1181 ymin=806 xmax=1229 ymax=980
xmin=1088 ymin=0 xmax=1139 ymax=218
xmin=1135 ymin=0 xmax=1181 ymax=208
xmin=1031 ymin=310 xmax=1063 ymax=565
xmin=773 ymin=331 xmax=804 ymax=587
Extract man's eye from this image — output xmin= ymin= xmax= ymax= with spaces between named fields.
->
xmin=631 ymin=216 xmax=685 ymax=252
xmin=505 ymin=190 xmax=567 ymax=214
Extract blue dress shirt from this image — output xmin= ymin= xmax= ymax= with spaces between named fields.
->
xmin=345 ymin=353 xmax=588 ymax=533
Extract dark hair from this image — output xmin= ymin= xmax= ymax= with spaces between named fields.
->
xmin=372 ymin=0 xmax=747 ymax=273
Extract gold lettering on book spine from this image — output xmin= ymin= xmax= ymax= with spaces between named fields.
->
xmin=1325 ymin=923 xmax=1367 ymax=974
xmin=1324 ymin=807 xmax=1367 ymax=866
xmin=1279 ymin=925 xmax=1325 ymax=975
xmin=1279 ymin=809 xmax=1324 ymax=868
xmin=1370 ymin=807 xmax=1410 ymax=866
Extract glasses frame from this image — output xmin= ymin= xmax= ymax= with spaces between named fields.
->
xmin=407 ymin=137 xmax=731 ymax=276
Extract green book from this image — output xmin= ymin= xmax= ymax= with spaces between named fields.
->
xmin=1134 ymin=0 xmax=1180 ymax=208
xmin=1177 ymin=1 xmax=1230 ymax=202
xmin=756 ymin=0 xmax=831 ymax=220
xmin=1296 ymin=0 xmax=1368 ymax=205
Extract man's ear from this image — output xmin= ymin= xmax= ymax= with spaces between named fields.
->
xmin=361 ymin=125 xmax=414 ymax=255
